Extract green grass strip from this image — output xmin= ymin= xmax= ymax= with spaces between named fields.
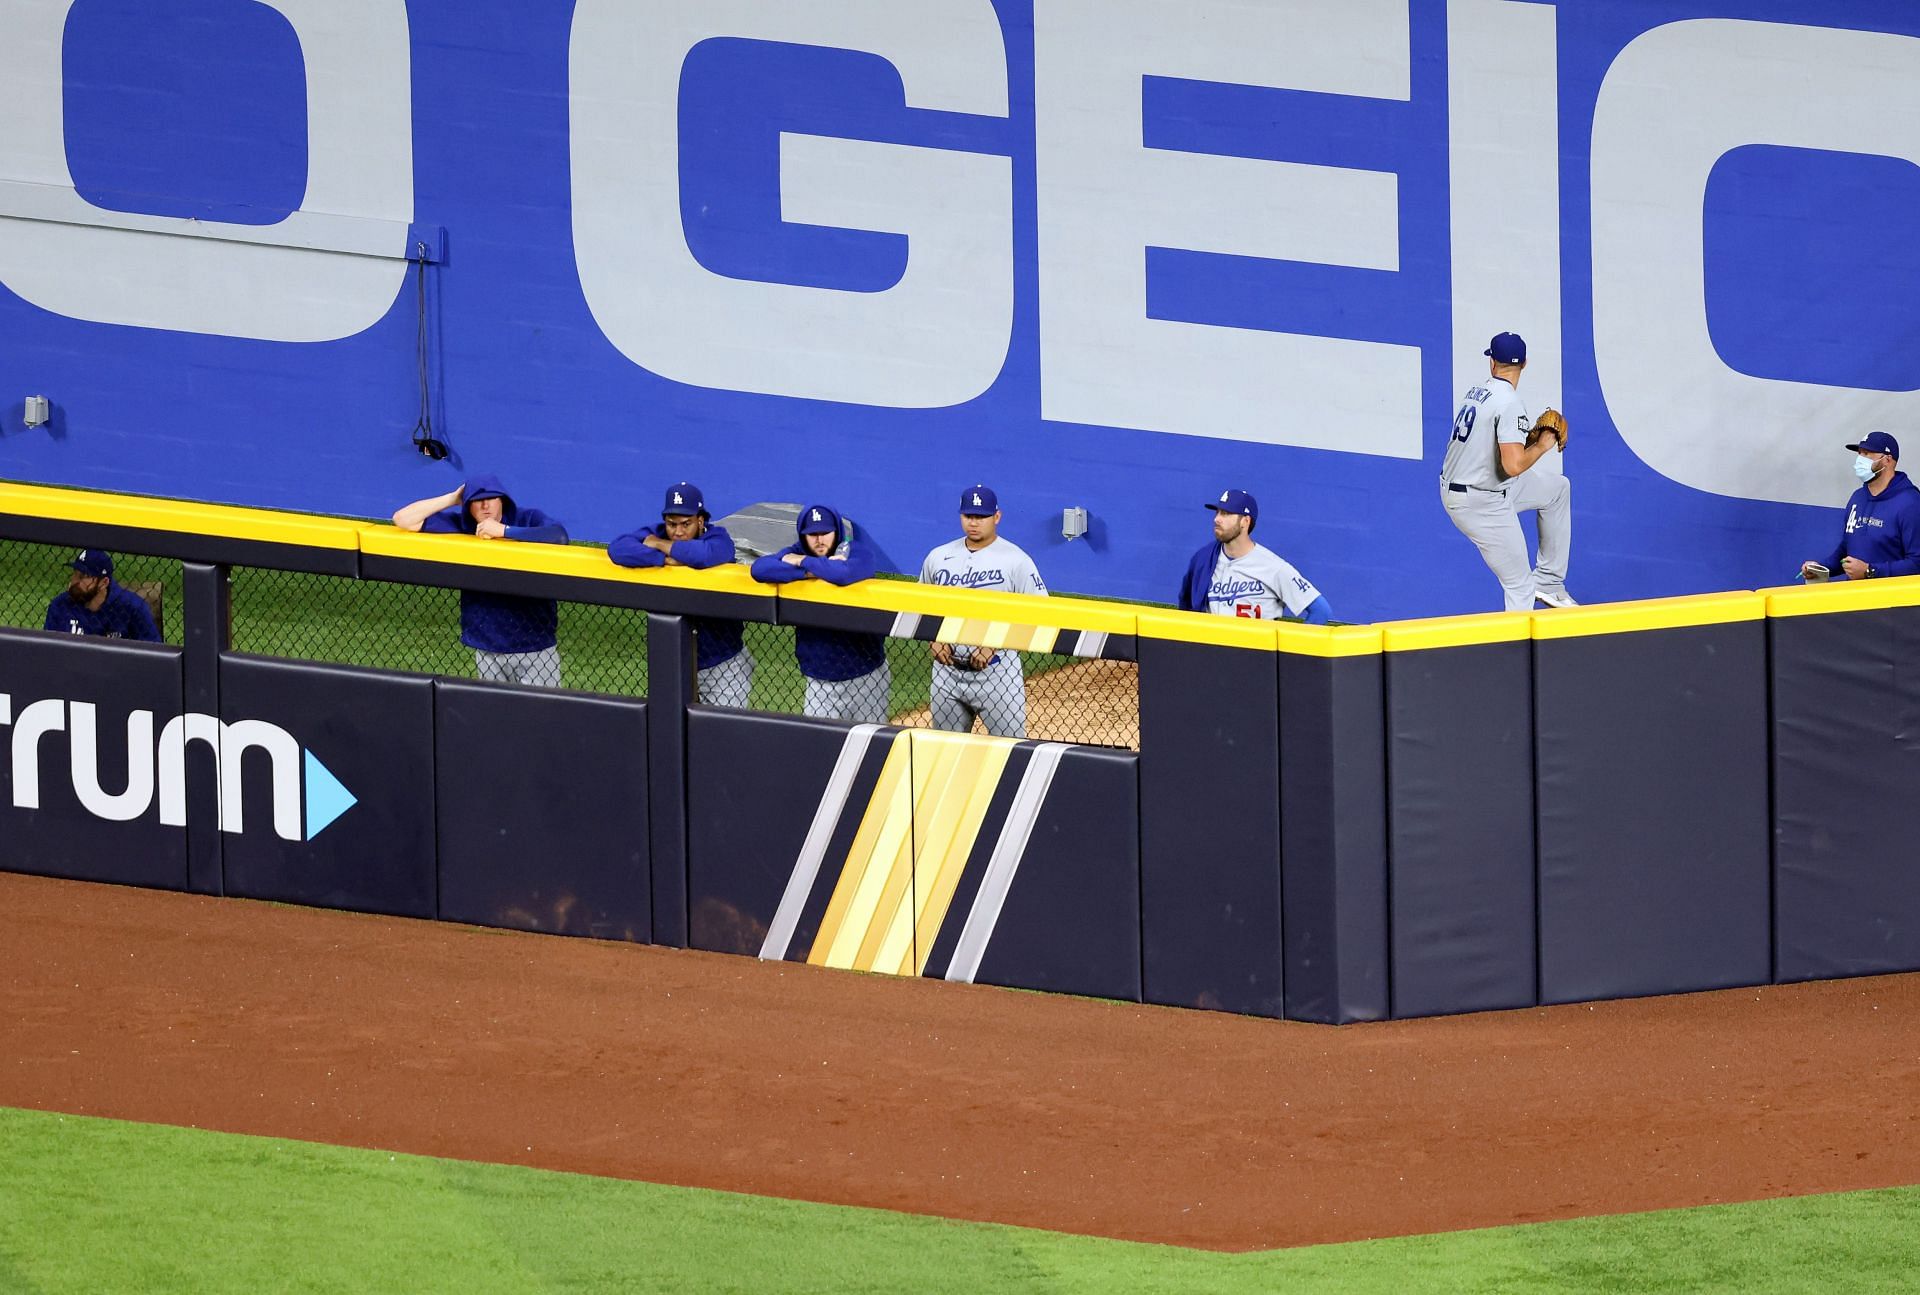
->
xmin=1 ymin=1107 xmax=1916 ymax=1293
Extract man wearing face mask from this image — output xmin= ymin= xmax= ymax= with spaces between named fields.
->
xmin=1802 ymin=432 xmax=1920 ymax=582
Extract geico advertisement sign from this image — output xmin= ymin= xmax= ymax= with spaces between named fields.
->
xmin=2 ymin=2 xmax=1915 ymax=505
xmin=0 ymin=696 xmax=357 ymax=843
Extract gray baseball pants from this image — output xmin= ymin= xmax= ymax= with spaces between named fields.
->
xmin=474 ymin=645 xmax=562 ymax=688
xmin=1441 ymin=472 xmax=1572 ymax=612
xmin=698 ymin=650 xmax=756 ymax=707
xmin=930 ymin=654 xmax=1025 ymax=738
xmin=803 ymin=661 xmax=892 ymax=724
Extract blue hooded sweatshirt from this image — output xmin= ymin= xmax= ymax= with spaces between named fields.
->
xmin=749 ymin=506 xmax=887 ymax=682
xmin=43 ymin=582 xmax=162 ymax=642
xmin=1177 ymin=542 xmax=1332 ymax=624
xmin=608 ymin=516 xmax=743 ymax=670
xmin=420 ymin=474 xmax=568 ymax=654
xmin=1820 ymin=471 xmax=1920 ymax=579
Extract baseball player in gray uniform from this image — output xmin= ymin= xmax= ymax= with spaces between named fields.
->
xmin=1177 ymin=490 xmax=1333 ymax=622
xmin=918 ymin=485 xmax=1047 ymax=738
xmin=1440 ymin=332 xmax=1577 ymax=611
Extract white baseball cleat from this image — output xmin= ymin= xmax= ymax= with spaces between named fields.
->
xmin=1535 ymin=589 xmax=1579 ymax=608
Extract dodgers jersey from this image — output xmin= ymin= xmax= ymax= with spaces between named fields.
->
xmin=1206 ymin=544 xmax=1321 ymax=619
xmin=918 ymin=536 xmax=1047 ymax=660
xmin=1441 ymin=375 xmax=1529 ymax=491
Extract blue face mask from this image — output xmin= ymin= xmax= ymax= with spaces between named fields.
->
xmin=1854 ymin=454 xmax=1877 ymax=482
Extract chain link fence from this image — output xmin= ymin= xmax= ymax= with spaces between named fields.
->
xmin=728 ymin=621 xmax=1138 ymax=749
xmin=0 ymin=540 xmax=182 ymax=644
xmin=228 ymin=568 xmax=649 ymax=697
xmin=0 ymin=539 xmax=1137 ymax=739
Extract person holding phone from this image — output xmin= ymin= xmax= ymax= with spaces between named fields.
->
xmin=1802 ymin=432 xmax=1920 ymax=583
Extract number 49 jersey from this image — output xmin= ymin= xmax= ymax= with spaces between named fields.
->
xmin=1440 ymin=375 xmax=1529 ymax=491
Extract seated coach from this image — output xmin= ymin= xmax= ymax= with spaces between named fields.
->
xmin=44 ymin=549 xmax=161 ymax=642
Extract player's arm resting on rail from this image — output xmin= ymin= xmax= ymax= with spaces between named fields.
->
xmin=608 ymin=528 xmax=667 ymax=568
xmin=503 ymin=510 xmax=568 ymax=545
xmin=749 ymin=551 xmax=807 ymax=583
xmin=800 ymin=540 xmax=874 ymax=586
xmin=666 ymin=528 xmax=735 ymax=569
xmin=392 ymin=486 xmax=464 ymax=532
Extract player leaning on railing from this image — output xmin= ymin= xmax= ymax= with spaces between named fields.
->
xmin=608 ymin=482 xmax=752 ymax=706
xmin=392 ymin=474 xmax=569 ymax=687
xmin=749 ymin=505 xmax=889 ymax=723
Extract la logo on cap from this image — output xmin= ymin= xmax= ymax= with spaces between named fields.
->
xmin=1220 ymin=491 xmax=1229 ymax=502
xmin=972 ymin=492 xmax=982 ymax=505
xmin=810 ymin=509 xmax=821 ymax=521
xmin=672 ymin=491 xmax=683 ymax=504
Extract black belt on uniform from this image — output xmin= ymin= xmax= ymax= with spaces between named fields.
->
xmin=1446 ymin=482 xmax=1505 ymax=495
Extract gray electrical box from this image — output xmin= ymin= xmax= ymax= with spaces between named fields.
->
xmin=23 ymin=396 xmax=48 ymax=428
xmin=1062 ymin=506 xmax=1089 ymax=540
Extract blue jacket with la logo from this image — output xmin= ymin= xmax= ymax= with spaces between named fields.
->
xmin=1822 ymin=471 xmax=1920 ymax=578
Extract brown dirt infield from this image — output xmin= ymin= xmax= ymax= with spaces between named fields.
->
xmin=3 ymin=870 xmax=1918 ymax=1252
xmin=893 ymin=658 xmax=1141 ymax=749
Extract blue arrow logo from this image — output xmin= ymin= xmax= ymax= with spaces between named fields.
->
xmin=303 ymin=749 xmax=358 ymax=840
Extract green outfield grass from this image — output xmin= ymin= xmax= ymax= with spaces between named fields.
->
xmin=1 ymin=1107 xmax=1914 ymax=1294
xmin=0 ymin=537 xmax=1123 ymax=734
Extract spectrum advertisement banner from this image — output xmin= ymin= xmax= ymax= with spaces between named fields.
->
xmin=1 ymin=0 xmax=1916 ymax=620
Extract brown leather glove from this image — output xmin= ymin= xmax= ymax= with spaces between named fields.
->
xmin=1527 ymin=407 xmax=1567 ymax=450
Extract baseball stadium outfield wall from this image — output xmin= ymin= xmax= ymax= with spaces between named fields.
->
xmin=4 ymin=483 xmax=1919 ymax=1023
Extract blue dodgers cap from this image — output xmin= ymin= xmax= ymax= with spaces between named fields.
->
xmin=1847 ymin=431 xmax=1901 ymax=459
xmin=959 ymin=484 xmax=998 ymax=516
xmin=69 ymin=549 xmax=113 ymax=578
xmin=798 ymin=505 xmax=838 ymax=535
xmin=1206 ymin=488 xmax=1258 ymax=524
xmin=1485 ymin=332 xmax=1527 ymax=364
xmin=662 ymin=482 xmax=706 ymax=516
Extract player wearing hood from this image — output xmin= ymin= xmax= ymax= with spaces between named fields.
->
xmin=393 ymin=474 xmax=569 ymax=686
xmin=749 ymin=505 xmax=889 ymax=723
xmin=1802 ymin=432 xmax=1920 ymax=582
xmin=609 ymin=482 xmax=753 ymax=706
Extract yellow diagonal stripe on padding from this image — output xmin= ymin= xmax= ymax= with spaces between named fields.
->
xmin=809 ymin=733 xmax=914 ymax=971
xmin=907 ymin=730 xmax=1017 ymax=976
xmin=925 ymin=618 xmax=1061 ymax=654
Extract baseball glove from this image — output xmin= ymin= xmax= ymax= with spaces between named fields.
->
xmin=1528 ymin=407 xmax=1568 ymax=450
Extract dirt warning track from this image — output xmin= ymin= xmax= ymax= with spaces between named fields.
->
xmin=2 ymin=870 xmax=1917 ymax=1251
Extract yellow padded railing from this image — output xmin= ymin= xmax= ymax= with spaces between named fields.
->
xmin=8 ymin=482 xmax=1920 ymax=652
xmin=0 ymin=481 xmax=362 ymax=550
xmin=357 ymin=525 xmax=768 ymax=598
